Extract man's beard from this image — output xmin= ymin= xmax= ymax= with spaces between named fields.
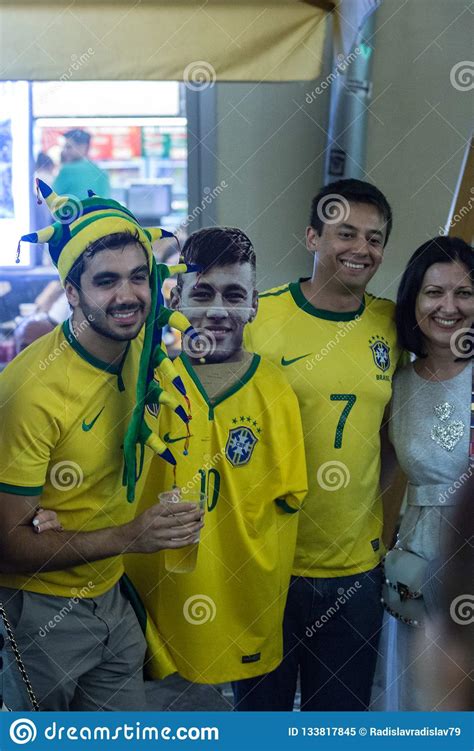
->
xmin=79 ymin=294 xmax=146 ymax=342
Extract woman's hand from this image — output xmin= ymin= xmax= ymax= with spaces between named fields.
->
xmin=32 ymin=507 xmax=62 ymax=533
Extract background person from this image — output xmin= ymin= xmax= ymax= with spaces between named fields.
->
xmin=53 ymin=129 xmax=110 ymax=199
xmin=13 ymin=314 xmax=54 ymax=355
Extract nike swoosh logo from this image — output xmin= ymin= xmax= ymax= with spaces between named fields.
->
xmin=163 ymin=432 xmax=189 ymax=444
xmin=82 ymin=407 xmax=105 ymax=432
xmin=281 ymin=353 xmax=311 ymax=366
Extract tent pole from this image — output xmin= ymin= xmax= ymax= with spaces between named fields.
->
xmin=324 ymin=12 xmax=377 ymax=183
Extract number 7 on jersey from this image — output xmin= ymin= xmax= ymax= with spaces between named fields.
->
xmin=330 ymin=394 xmax=357 ymax=449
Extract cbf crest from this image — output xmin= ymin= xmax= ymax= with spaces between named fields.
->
xmin=225 ymin=416 xmax=261 ymax=467
xmin=369 ymin=335 xmax=391 ymax=373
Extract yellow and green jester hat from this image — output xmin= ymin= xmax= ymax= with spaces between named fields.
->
xmin=18 ymin=179 xmax=201 ymax=502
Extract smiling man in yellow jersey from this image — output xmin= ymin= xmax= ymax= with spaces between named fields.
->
xmin=0 ymin=185 xmax=203 ymax=711
xmin=238 ymin=179 xmax=405 ymax=711
xmin=126 ymin=228 xmax=307 ymax=687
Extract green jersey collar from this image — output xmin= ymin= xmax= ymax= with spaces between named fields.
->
xmin=62 ymin=318 xmax=129 ymax=390
xmin=180 ymin=352 xmax=261 ymax=418
xmin=289 ymin=279 xmax=365 ymax=321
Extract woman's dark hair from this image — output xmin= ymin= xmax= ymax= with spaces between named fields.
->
xmin=396 ymin=236 xmax=473 ymax=357
xmin=65 ymin=229 xmax=146 ymax=290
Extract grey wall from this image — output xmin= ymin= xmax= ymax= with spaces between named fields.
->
xmin=366 ymin=0 xmax=473 ymax=299
xmin=202 ymin=0 xmax=471 ymax=298
xmin=213 ymin=61 xmax=332 ymax=291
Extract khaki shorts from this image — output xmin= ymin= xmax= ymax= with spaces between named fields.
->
xmin=0 ymin=581 xmax=147 ymax=711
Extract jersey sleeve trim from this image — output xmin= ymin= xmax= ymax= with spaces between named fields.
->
xmin=275 ymin=498 xmax=299 ymax=514
xmin=0 ymin=482 xmax=44 ymax=496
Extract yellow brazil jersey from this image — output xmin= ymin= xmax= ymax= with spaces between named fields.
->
xmin=0 ymin=319 xmax=150 ymax=599
xmin=244 ymin=280 xmax=403 ymax=578
xmin=126 ymin=352 xmax=307 ymax=684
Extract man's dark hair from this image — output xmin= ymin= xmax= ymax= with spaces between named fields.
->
xmin=396 ymin=235 xmax=473 ymax=357
xmin=309 ymin=178 xmax=393 ymax=246
xmin=35 ymin=152 xmax=54 ymax=172
xmin=177 ymin=227 xmax=256 ymax=289
xmin=64 ymin=129 xmax=91 ymax=148
xmin=65 ymin=229 xmax=147 ymax=290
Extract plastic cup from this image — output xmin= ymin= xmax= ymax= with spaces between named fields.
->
xmin=159 ymin=490 xmax=206 ymax=573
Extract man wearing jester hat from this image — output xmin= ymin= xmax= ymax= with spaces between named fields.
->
xmin=0 ymin=181 xmax=203 ymax=711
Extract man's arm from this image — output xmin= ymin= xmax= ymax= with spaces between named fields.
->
xmin=0 ymin=491 xmax=204 ymax=575
xmin=379 ymin=408 xmax=407 ymax=550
